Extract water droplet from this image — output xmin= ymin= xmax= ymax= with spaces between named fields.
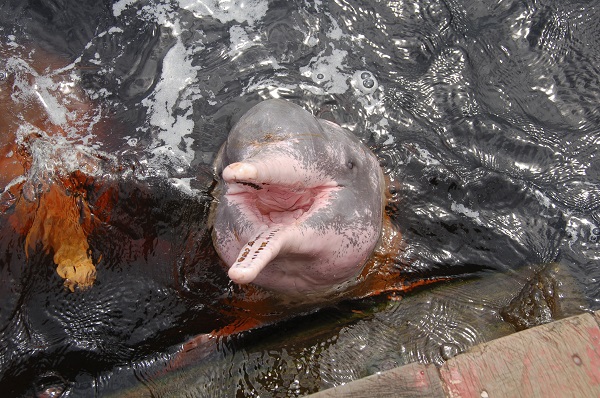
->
xmin=316 ymin=73 xmax=324 ymax=80
xmin=0 ymin=70 xmax=7 ymax=81
xmin=573 ymin=354 xmax=582 ymax=366
xmin=360 ymin=71 xmax=371 ymax=79
xmin=593 ymin=227 xmax=600 ymax=235
xmin=590 ymin=235 xmax=598 ymax=243
xmin=480 ymin=391 xmax=489 ymax=398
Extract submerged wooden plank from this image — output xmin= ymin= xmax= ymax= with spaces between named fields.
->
xmin=308 ymin=362 xmax=445 ymax=398
xmin=439 ymin=312 xmax=600 ymax=398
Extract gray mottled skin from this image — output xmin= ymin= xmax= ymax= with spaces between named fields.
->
xmin=212 ymin=99 xmax=385 ymax=296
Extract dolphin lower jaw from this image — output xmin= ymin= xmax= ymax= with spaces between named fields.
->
xmin=247 ymin=226 xmax=375 ymax=295
xmin=219 ymin=175 xmax=381 ymax=294
xmin=223 ymin=180 xmax=341 ymax=286
xmin=222 ymin=213 xmax=378 ymax=294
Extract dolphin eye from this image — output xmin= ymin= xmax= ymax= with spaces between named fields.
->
xmin=347 ymin=160 xmax=354 ymax=170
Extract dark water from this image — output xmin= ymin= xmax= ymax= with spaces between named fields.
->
xmin=1 ymin=0 xmax=600 ymax=396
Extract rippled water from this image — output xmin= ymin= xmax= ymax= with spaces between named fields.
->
xmin=1 ymin=0 xmax=600 ymax=396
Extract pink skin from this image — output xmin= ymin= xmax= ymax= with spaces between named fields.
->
xmin=211 ymin=99 xmax=384 ymax=296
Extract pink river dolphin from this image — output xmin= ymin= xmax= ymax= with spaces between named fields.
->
xmin=211 ymin=99 xmax=387 ymax=297
xmin=169 ymin=100 xmax=439 ymax=369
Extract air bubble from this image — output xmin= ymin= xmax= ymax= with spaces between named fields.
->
xmin=363 ymin=78 xmax=375 ymax=88
xmin=352 ymin=70 xmax=379 ymax=94
xmin=310 ymin=71 xmax=328 ymax=85
xmin=127 ymin=138 xmax=138 ymax=147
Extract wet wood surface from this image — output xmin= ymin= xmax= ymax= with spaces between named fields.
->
xmin=309 ymin=311 xmax=600 ymax=397
xmin=309 ymin=361 xmax=445 ymax=398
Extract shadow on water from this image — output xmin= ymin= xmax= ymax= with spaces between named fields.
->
xmin=1 ymin=0 xmax=600 ymax=396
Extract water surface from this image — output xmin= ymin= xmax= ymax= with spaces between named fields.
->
xmin=1 ymin=0 xmax=599 ymax=396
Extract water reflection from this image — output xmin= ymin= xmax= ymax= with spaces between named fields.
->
xmin=1 ymin=0 xmax=599 ymax=396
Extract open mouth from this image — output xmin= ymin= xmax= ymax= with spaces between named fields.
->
xmin=227 ymin=181 xmax=335 ymax=225
xmin=222 ymin=160 xmax=339 ymax=226
xmin=220 ymin=162 xmax=342 ymax=284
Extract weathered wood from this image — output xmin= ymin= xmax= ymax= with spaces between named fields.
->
xmin=308 ymin=362 xmax=445 ymax=398
xmin=309 ymin=312 xmax=600 ymax=398
xmin=593 ymin=310 xmax=600 ymax=330
xmin=439 ymin=312 xmax=600 ymax=398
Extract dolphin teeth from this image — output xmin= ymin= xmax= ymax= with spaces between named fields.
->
xmin=238 ymin=181 xmax=262 ymax=190
xmin=228 ymin=228 xmax=284 ymax=285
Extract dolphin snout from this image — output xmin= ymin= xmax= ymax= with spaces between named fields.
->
xmin=222 ymin=162 xmax=258 ymax=182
